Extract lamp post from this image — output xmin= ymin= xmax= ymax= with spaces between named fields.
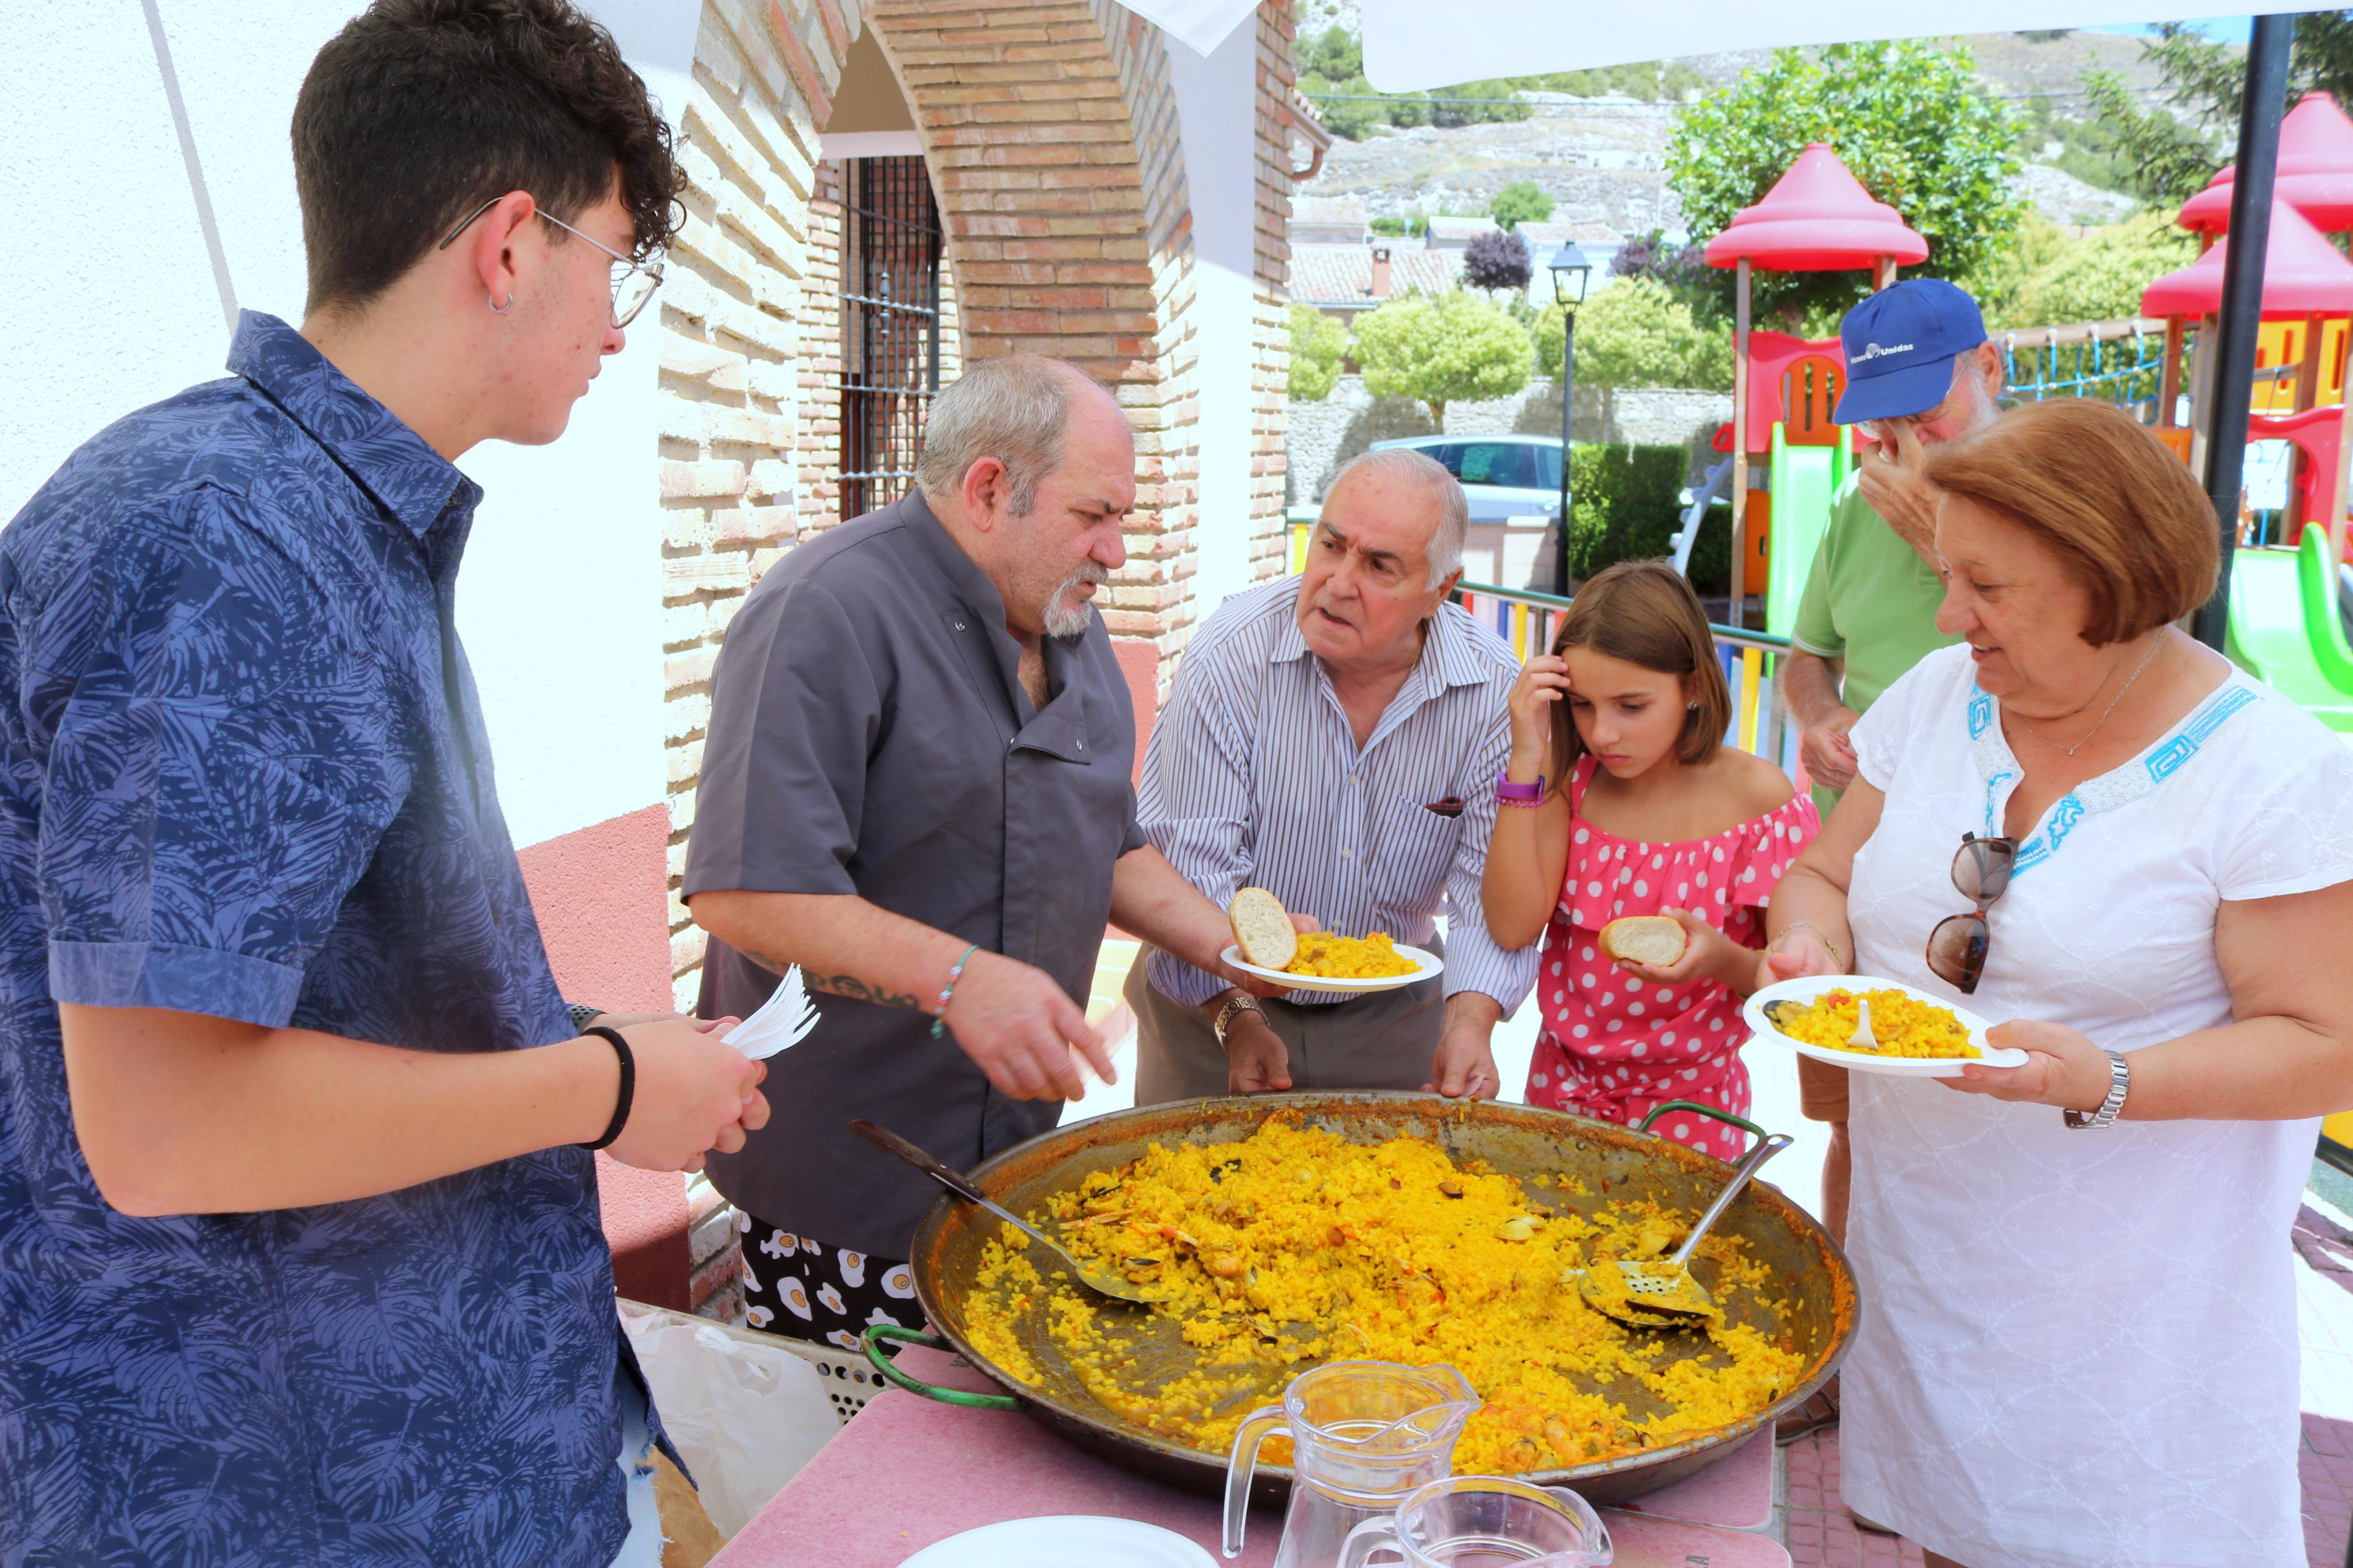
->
xmin=1548 ymin=241 xmax=1593 ymax=595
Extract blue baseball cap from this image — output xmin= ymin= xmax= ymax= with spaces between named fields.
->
xmin=1833 ymin=278 xmax=1988 ymax=425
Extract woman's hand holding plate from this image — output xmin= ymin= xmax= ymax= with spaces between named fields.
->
xmin=1943 ymin=1018 xmax=2113 ymax=1110
xmin=1754 ymin=926 xmax=1841 ymax=994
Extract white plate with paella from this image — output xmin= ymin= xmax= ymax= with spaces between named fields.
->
xmin=1218 ymin=935 xmax=1443 ymax=995
xmin=1744 ymin=975 xmax=2027 ymax=1078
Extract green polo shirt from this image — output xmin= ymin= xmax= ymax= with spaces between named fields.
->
xmin=1790 ymin=474 xmax=1961 ymax=816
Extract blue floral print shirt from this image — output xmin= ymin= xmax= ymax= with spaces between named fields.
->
xmin=0 ymin=312 xmax=643 ymax=1566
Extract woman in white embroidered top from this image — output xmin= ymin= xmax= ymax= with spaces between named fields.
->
xmin=1755 ymin=397 xmax=2353 ymax=1568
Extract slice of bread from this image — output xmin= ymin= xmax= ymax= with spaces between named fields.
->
xmin=1599 ymin=915 xmax=1687 ymax=969
xmin=1229 ymin=887 xmax=1298 ymax=972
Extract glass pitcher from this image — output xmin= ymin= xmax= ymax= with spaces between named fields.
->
xmin=1220 ymin=1360 xmax=1482 ymax=1568
xmin=1338 ymin=1475 xmax=1614 ymax=1567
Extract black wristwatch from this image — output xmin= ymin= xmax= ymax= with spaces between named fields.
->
xmin=567 ymin=1002 xmax=605 ymax=1034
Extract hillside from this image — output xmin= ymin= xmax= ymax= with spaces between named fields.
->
xmin=1293 ymin=29 xmax=2209 ymax=235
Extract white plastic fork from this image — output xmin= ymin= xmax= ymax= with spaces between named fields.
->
xmin=1848 ymin=995 xmax=1879 ymax=1051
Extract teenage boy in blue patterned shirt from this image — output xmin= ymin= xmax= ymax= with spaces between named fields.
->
xmin=0 ymin=3 xmax=766 ymax=1563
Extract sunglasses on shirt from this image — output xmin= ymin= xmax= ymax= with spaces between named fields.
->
xmin=1926 ymin=832 xmax=2016 ymax=994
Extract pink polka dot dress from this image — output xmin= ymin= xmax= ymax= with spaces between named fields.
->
xmin=1525 ymin=757 xmax=1820 ymax=1160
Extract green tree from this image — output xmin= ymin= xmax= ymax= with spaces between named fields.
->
xmin=1288 ymin=304 xmax=1351 ymax=401
xmin=1490 ymin=180 xmax=1555 ymax=230
xmin=2079 ymin=68 xmax=2219 ymax=206
xmin=1355 ymin=291 xmax=1535 ymax=425
xmin=1534 ymin=279 xmax=1732 ymax=426
xmin=2083 ymin=16 xmax=2353 ymax=206
xmin=1431 ymin=79 xmax=1531 ymax=129
xmin=1664 ymin=42 xmax=2027 ymax=327
xmin=1297 ymin=71 xmax=1382 ymax=141
xmin=1298 ymin=23 xmax=1361 ymax=80
xmin=2009 ymin=213 xmax=2197 ymax=325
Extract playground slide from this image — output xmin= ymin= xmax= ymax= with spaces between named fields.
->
xmin=1764 ymin=424 xmax=1846 ymax=637
xmin=2224 ymin=532 xmax=2353 ymax=734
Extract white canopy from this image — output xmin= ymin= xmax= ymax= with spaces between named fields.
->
xmin=1108 ymin=0 xmax=1261 ymax=58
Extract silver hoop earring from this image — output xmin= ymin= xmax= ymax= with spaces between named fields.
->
xmin=1687 ymin=701 xmax=1699 ymax=710
xmin=488 ymin=291 xmax=513 ymax=315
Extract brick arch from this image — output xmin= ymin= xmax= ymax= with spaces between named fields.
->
xmin=857 ymin=0 xmax=1201 ymax=668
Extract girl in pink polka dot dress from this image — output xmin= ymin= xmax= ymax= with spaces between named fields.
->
xmin=1483 ymin=563 xmax=1819 ymax=1160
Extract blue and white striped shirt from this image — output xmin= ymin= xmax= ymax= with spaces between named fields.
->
xmin=1140 ymin=577 xmax=1539 ymax=1011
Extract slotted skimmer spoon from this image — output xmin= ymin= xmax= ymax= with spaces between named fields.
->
xmin=849 ymin=1118 xmax=1169 ymax=1305
xmin=1577 ymin=1130 xmax=1794 ymax=1328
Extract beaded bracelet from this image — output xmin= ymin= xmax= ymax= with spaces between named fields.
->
xmin=931 ymin=943 xmax=980 ymax=1038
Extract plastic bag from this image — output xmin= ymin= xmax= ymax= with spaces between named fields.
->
xmin=618 ymin=1298 xmax=839 ymax=1537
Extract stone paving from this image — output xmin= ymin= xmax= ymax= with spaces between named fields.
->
xmin=1781 ymin=1186 xmax=2353 ymax=1568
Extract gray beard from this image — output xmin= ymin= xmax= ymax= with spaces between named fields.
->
xmin=1044 ymin=567 xmax=1106 ymax=638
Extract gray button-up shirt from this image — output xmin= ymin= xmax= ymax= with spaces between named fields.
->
xmin=685 ymin=492 xmax=1145 ymax=1258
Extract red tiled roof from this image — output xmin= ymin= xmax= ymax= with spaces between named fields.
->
xmin=1287 ymin=244 xmax=1463 ymax=307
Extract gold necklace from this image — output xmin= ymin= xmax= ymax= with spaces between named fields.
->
xmin=2008 ymin=637 xmax=2166 ymax=758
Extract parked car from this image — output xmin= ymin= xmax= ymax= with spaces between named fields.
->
xmin=1361 ymin=435 xmax=1562 ymax=524
xmin=1358 ymin=435 xmax=1563 ymax=590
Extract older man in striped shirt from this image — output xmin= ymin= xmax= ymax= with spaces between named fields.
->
xmin=1127 ymin=449 xmax=1539 ymax=1101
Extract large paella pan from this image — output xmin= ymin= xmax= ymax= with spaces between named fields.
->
xmin=868 ymin=1091 xmax=1854 ymax=1506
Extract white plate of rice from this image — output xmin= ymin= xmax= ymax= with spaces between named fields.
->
xmin=1744 ymin=975 xmax=2027 ymax=1078
xmin=1219 ymin=942 xmax=1443 ymax=995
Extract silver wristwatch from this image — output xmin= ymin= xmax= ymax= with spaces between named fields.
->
xmin=2063 ymin=1048 xmax=2130 ymax=1130
xmin=1212 ymin=993 xmax=1266 ymax=1049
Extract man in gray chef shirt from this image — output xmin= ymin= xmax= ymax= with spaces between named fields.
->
xmin=686 ymin=355 xmax=1288 ymax=1349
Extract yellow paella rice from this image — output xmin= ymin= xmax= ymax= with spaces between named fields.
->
xmin=1284 ymin=931 xmax=1417 ymax=979
xmin=1772 ymin=987 xmax=1977 ymax=1059
xmin=963 ymin=1120 xmax=1806 ymax=1475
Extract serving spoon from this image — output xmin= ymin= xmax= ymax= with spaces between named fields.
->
xmin=1577 ymin=1131 xmax=1794 ymax=1328
xmin=848 ymin=1119 xmax=1169 ymax=1305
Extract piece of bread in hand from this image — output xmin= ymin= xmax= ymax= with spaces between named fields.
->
xmin=1599 ymin=915 xmax=1687 ymax=969
xmin=1229 ymin=887 xmax=1298 ymax=972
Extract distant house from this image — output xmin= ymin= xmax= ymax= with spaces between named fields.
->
xmin=1288 ymin=243 xmax=1464 ymax=323
xmin=1516 ymin=221 xmax=1628 ymax=300
xmin=1291 ymin=195 xmax=1368 ymax=246
xmin=1425 ymin=214 xmax=1503 ymax=250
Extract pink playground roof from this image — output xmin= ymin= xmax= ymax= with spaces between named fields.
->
xmin=2180 ymin=93 xmax=2353 ymax=236
xmin=2143 ymin=196 xmax=2353 ymax=318
xmin=1702 ymin=143 xmax=1928 ymax=273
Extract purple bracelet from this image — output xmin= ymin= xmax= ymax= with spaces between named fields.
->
xmin=1495 ymin=772 xmax=1546 ymax=808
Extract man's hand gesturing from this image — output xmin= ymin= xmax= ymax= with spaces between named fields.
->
xmin=1223 ymin=1011 xmax=1293 ymax=1094
xmin=1800 ymin=706 xmax=1861 ymax=791
xmin=941 ymin=950 xmax=1116 ymax=1101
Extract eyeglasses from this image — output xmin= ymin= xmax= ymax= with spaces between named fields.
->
xmin=1926 ymin=832 xmax=2015 ymax=994
xmin=436 ymin=195 xmax=665 ymax=328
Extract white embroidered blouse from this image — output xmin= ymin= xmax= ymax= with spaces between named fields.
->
xmin=1833 ymin=643 xmax=2353 ymax=1568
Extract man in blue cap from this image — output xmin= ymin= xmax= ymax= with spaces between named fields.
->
xmin=1773 ymin=278 xmax=2003 ymax=1449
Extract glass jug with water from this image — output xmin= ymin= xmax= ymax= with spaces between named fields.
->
xmin=1220 ymin=1360 xmax=1482 ymax=1567
xmin=1339 ymin=1474 xmax=1614 ymax=1566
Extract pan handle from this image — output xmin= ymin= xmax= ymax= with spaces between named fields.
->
xmin=860 ymin=1324 xmax=1021 ymax=1410
xmin=1637 ymin=1099 xmax=1769 ymax=1144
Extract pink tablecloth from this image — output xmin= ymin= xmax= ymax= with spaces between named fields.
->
xmin=714 ymin=1348 xmax=1788 ymax=1568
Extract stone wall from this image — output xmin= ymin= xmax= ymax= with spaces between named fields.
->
xmin=1285 ymin=376 xmax=1732 ymax=506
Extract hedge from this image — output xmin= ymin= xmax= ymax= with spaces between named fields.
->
xmin=1565 ymin=442 xmax=1689 ymax=582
